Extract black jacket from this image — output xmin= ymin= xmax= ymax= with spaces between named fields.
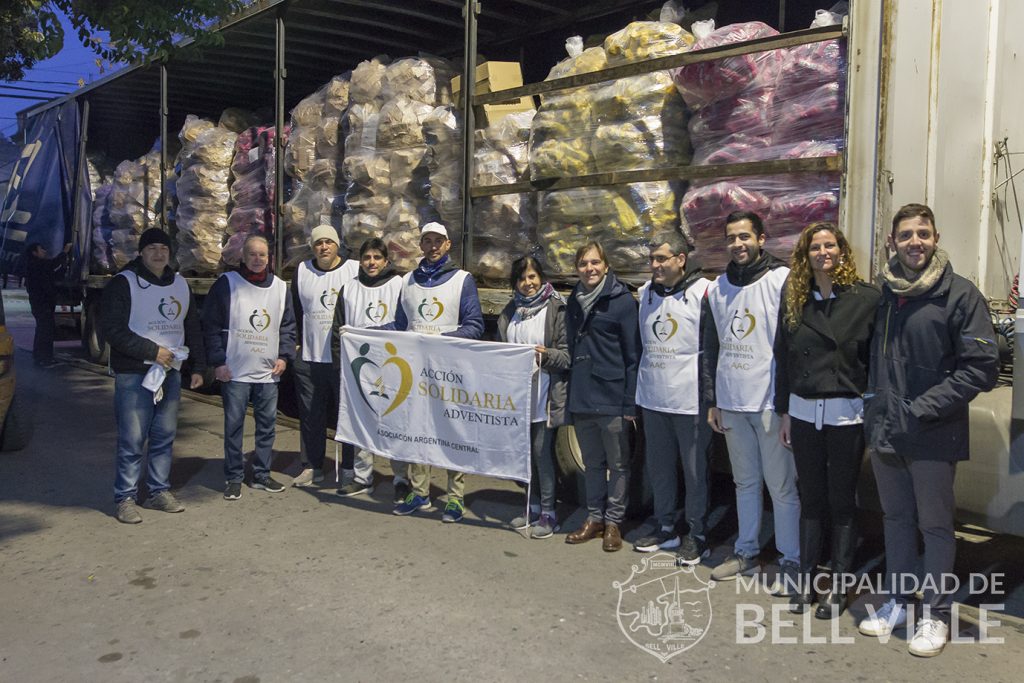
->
xmin=773 ymin=281 xmax=880 ymax=414
xmin=100 ymin=258 xmax=206 ymax=376
xmin=25 ymin=251 xmax=68 ymax=305
xmin=496 ymin=295 xmax=570 ymax=427
xmin=700 ymin=252 xmax=788 ymax=406
xmin=864 ymin=263 xmax=999 ymax=461
xmin=566 ymin=273 xmax=641 ymax=417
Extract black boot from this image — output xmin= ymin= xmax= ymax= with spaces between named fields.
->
xmin=790 ymin=518 xmax=823 ymax=614
xmin=815 ymin=523 xmax=857 ymax=620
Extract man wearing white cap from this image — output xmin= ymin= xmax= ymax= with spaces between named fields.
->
xmin=387 ymin=221 xmax=483 ymax=522
xmin=290 ymin=224 xmax=359 ymax=487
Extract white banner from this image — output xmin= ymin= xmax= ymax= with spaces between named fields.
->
xmin=335 ymin=327 xmax=535 ymax=483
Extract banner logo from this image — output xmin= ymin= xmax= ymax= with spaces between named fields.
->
xmin=652 ymin=313 xmax=678 ymax=342
xmin=417 ymin=297 xmax=444 ymax=322
xmin=730 ymin=308 xmax=756 ymax=340
xmin=320 ymin=288 xmax=339 ymax=310
xmin=158 ymin=296 xmax=183 ymax=321
xmin=614 ymin=553 xmax=714 ymax=662
xmin=249 ymin=308 xmax=272 ymax=333
xmin=365 ymin=301 xmax=388 ymax=324
xmin=350 ymin=342 xmax=412 ymax=416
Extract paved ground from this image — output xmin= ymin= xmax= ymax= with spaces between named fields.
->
xmin=1 ymin=289 xmax=1022 ymax=682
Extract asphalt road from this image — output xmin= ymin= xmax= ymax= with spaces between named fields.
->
xmin=0 ymin=288 xmax=1021 ymax=682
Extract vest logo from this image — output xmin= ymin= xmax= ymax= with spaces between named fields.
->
xmin=350 ymin=341 xmax=412 ymax=416
xmin=730 ymin=308 xmax=756 ymax=340
xmin=417 ymin=297 xmax=444 ymax=322
xmin=320 ymin=288 xmax=339 ymax=310
xmin=652 ymin=313 xmax=678 ymax=342
xmin=365 ymin=301 xmax=388 ymax=324
xmin=158 ymin=296 xmax=183 ymax=321
xmin=249 ymin=308 xmax=272 ymax=333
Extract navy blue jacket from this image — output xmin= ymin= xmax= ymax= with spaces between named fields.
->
xmin=864 ymin=263 xmax=999 ymax=462
xmin=383 ymin=256 xmax=484 ymax=340
xmin=201 ymin=271 xmax=297 ymax=368
xmin=566 ymin=273 xmax=641 ymax=417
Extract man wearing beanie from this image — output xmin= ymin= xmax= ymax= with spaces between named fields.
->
xmin=290 ymin=224 xmax=358 ymax=487
xmin=202 ymin=234 xmax=296 ymax=500
xmin=383 ymin=221 xmax=483 ymax=523
xmin=101 ymin=228 xmax=207 ymax=524
xmin=858 ymin=204 xmax=998 ymax=657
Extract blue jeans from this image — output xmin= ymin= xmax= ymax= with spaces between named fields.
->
xmin=114 ymin=371 xmax=182 ymax=503
xmin=221 ymin=380 xmax=279 ymax=483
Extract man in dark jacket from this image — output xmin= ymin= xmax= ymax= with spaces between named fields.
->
xmin=24 ymin=241 xmax=71 ymax=367
xmin=101 ymin=228 xmax=206 ymax=524
xmin=858 ymin=203 xmax=999 ymax=657
xmin=202 ymin=235 xmax=296 ymax=500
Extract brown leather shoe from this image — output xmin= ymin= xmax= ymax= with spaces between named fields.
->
xmin=565 ymin=519 xmax=605 ymax=544
xmin=602 ymin=522 xmax=623 ymax=552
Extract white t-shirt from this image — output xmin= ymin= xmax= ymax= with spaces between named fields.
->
xmin=120 ymin=271 xmax=190 ymax=351
xmin=295 ymin=259 xmax=358 ymax=362
xmin=223 ymin=271 xmax=288 ymax=383
xmin=400 ymin=270 xmax=469 ymax=335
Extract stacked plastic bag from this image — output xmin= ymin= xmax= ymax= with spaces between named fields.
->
xmin=174 ymin=116 xmax=237 ymax=274
xmin=674 ymin=8 xmax=845 ymax=270
xmin=341 ymin=56 xmax=459 ymax=272
xmin=531 ymin=19 xmax=694 ymax=282
xmin=106 ymin=145 xmax=166 ymax=269
xmin=471 ymin=110 xmax=537 ymax=286
xmin=281 ymin=74 xmax=349 ymax=269
xmin=224 ymin=124 xmax=284 ymax=267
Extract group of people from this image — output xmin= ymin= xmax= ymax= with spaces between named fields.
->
xmin=100 ymin=202 xmax=999 ymax=658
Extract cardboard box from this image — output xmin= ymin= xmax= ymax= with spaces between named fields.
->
xmin=452 ymin=61 xmax=536 ymax=127
xmin=477 ymin=98 xmax=536 ymax=127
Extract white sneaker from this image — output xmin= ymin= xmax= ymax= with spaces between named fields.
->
xmin=909 ymin=618 xmax=948 ymax=657
xmin=292 ymin=468 xmax=323 ymax=487
xmin=858 ymin=599 xmax=908 ymax=637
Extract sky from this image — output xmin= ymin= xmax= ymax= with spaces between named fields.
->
xmin=0 ymin=11 xmax=114 ymax=140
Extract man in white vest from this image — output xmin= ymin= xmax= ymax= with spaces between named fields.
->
xmin=702 ymin=211 xmax=801 ymax=587
xmin=290 ymin=224 xmax=358 ymax=488
xmin=102 ymin=228 xmax=206 ymax=524
xmin=633 ymin=232 xmax=714 ymax=564
xmin=385 ymin=221 xmax=484 ymax=522
xmin=331 ymin=237 xmax=404 ymax=497
xmin=202 ymin=235 xmax=296 ymax=500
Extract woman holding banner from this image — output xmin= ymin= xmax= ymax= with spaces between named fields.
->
xmin=564 ymin=242 xmax=641 ymax=552
xmin=496 ymin=256 xmax=569 ymax=539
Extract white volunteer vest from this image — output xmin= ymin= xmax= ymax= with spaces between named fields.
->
xmin=400 ymin=270 xmax=469 ymax=335
xmin=120 ymin=271 xmax=190 ymax=351
xmin=706 ymin=266 xmax=789 ymax=412
xmin=636 ymin=278 xmax=712 ymax=414
xmin=296 ymin=259 xmax=358 ymax=362
xmin=224 ymin=271 xmax=288 ymax=383
xmin=506 ymin=307 xmax=550 ymax=424
xmin=343 ymin=275 xmax=403 ymax=328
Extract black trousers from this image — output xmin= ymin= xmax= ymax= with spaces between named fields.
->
xmin=292 ymin=357 xmax=339 ymax=470
xmin=790 ymin=418 xmax=864 ymax=526
xmin=29 ymin=296 xmax=56 ymax=363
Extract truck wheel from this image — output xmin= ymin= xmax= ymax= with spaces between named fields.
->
xmin=554 ymin=423 xmax=652 ymax=517
xmin=82 ymin=297 xmax=109 ymax=364
xmin=1 ymin=396 xmax=33 ymax=452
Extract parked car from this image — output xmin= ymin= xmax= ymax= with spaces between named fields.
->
xmin=0 ymin=294 xmax=32 ymax=451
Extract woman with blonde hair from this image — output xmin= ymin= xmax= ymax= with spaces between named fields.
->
xmin=774 ymin=222 xmax=880 ymax=617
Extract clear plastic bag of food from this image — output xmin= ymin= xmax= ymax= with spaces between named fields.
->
xmin=603 ymin=20 xmax=695 ymax=65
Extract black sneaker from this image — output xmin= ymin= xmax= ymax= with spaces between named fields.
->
xmin=393 ymin=480 xmax=411 ymax=504
xmin=633 ymin=528 xmax=681 ymax=553
xmin=677 ymin=535 xmax=710 ymax=566
xmin=251 ymin=475 xmax=285 ymax=493
xmin=224 ymin=482 xmax=242 ymax=500
xmin=336 ymin=481 xmax=374 ymax=497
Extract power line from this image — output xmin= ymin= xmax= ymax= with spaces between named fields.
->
xmin=2 ymin=79 xmax=79 ymax=86
xmin=0 ymin=84 xmax=70 ymax=95
xmin=0 ymin=94 xmax=54 ymax=101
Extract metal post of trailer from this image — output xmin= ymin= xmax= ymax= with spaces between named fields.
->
xmin=160 ymin=64 xmax=169 ymax=231
xmin=70 ymin=99 xmax=90 ymax=273
xmin=460 ymin=0 xmax=480 ymax=269
xmin=274 ymin=7 xmax=287 ymax=272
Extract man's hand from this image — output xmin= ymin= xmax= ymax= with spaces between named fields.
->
xmin=214 ymin=365 xmax=232 ymax=382
xmin=708 ymin=406 xmax=728 ymax=434
xmin=190 ymin=373 xmax=204 ymax=390
xmin=271 ymin=359 xmax=287 ymax=377
xmin=155 ymin=347 xmax=174 ymax=369
xmin=779 ymin=413 xmax=792 ymax=448
xmin=62 ymin=242 xmax=73 ymax=254
xmin=534 ymin=344 xmax=546 ymax=365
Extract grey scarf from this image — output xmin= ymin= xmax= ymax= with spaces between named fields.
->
xmin=879 ymin=248 xmax=949 ymax=297
xmin=575 ymin=275 xmax=607 ymax=319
